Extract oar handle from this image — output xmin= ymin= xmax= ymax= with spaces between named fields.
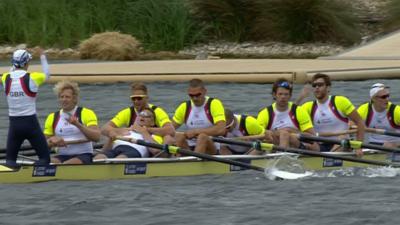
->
xmin=64 ymin=139 xmax=91 ymax=145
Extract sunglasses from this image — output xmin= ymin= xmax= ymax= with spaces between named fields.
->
xmin=139 ymin=111 xmax=153 ymax=118
xmin=311 ymin=82 xmax=325 ymax=88
xmin=131 ymin=96 xmax=144 ymax=101
xmin=188 ymin=93 xmax=202 ymax=98
xmin=278 ymin=81 xmax=291 ymax=88
xmin=376 ymin=94 xmax=390 ymax=99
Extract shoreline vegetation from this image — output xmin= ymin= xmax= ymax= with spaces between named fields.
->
xmin=0 ymin=0 xmax=396 ymax=61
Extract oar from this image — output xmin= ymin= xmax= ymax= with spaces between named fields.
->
xmin=211 ymin=137 xmax=398 ymax=167
xmin=351 ymin=125 xmax=400 ymax=138
xmin=0 ymin=149 xmax=58 ymax=160
xmin=234 ymin=130 xmax=357 ymax=141
xmin=0 ymin=140 xmax=104 ymax=154
xmin=298 ymin=134 xmax=400 ymax=154
xmin=116 ymin=136 xmax=265 ymax=172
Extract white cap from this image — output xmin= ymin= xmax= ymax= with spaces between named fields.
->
xmin=12 ymin=49 xmax=32 ymax=68
xmin=370 ymin=83 xmax=389 ymax=98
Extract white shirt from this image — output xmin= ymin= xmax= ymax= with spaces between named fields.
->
xmin=54 ymin=107 xmax=93 ymax=155
xmin=112 ymin=131 xmax=149 ymax=157
xmin=312 ymin=96 xmax=349 ymax=135
xmin=368 ymin=107 xmax=400 ymax=143
xmin=270 ymin=108 xmax=298 ymax=130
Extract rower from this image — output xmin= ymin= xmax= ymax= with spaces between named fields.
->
xmin=220 ymin=109 xmax=265 ymax=155
xmin=95 ymin=108 xmax=165 ymax=159
xmin=256 ymin=78 xmax=318 ymax=153
xmin=1 ymin=49 xmax=51 ymax=168
xmin=44 ymin=81 xmax=101 ymax=164
xmin=357 ymin=83 xmax=400 ymax=147
xmin=168 ymin=78 xmax=226 ymax=155
xmin=300 ymin=73 xmax=365 ymax=156
xmin=101 ymin=82 xmax=174 ymax=140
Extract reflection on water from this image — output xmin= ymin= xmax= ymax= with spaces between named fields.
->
xmin=1 ymin=79 xmax=399 ymax=147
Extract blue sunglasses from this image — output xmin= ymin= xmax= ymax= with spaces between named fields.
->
xmin=278 ymin=81 xmax=291 ymax=89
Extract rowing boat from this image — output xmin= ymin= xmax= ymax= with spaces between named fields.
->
xmin=0 ymin=150 xmax=392 ymax=184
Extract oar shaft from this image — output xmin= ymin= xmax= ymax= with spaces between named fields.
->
xmin=273 ymin=146 xmax=393 ymax=167
xmin=211 ymin=136 xmax=399 ymax=167
xmin=0 ymin=141 xmax=103 ymax=155
xmin=212 ymin=137 xmax=253 ymax=147
xmin=232 ymin=130 xmax=356 ymax=141
xmin=118 ymin=137 xmax=265 ymax=172
xmin=351 ymin=126 xmax=400 ymax=138
xmin=298 ymin=135 xmax=400 ymax=153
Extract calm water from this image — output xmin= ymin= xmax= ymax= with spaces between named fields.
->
xmin=0 ymin=80 xmax=400 ymax=225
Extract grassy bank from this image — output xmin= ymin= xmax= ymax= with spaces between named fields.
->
xmin=0 ymin=0 xmax=396 ymax=52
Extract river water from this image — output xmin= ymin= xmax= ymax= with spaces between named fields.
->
xmin=0 ymin=79 xmax=400 ymax=225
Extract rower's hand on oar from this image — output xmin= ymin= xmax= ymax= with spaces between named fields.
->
xmin=48 ymin=136 xmax=66 ymax=147
xmin=355 ymin=148 xmax=363 ymax=157
xmin=108 ymin=130 xmax=119 ymax=141
xmin=264 ymin=130 xmax=274 ymax=143
xmin=184 ymin=130 xmax=198 ymax=139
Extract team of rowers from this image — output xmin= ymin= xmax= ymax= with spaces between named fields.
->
xmin=1 ymin=49 xmax=399 ymax=167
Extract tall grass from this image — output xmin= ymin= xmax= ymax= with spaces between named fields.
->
xmin=189 ymin=0 xmax=360 ymax=45
xmin=121 ymin=0 xmax=205 ymax=51
xmin=0 ymin=0 xmax=362 ymax=51
xmin=0 ymin=0 xmax=129 ymax=48
xmin=0 ymin=0 xmax=204 ymax=51
xmin=253 ymin=0 xmax=361 ymax=45
xmin=384 ymin=0 xmax=400 ymax=32
xmin=188 ymin=0 xmax=257 ymax=42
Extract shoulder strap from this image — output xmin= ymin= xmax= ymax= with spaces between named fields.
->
xmin=205 ymin=98 xmax=214 ymax=124
xmin=4 ymin=74 xmax=11 ymax=95
xmin=52 ymin=107 xmax=84 ymax=131
xmin=289 ymin=104 xmax=300 ymax=129
xmin=52 ymin=111 xmax=61 ymax=131
xmin=128 ymin=106 xmax=137 ymax=126
xmin=365 ymin=102 xmax=373 ymax=127
xmin=150 ymin=105 xmax=158 ymax=111
xmin=329 ymin=95 xmax=348 ymax=123
xmin=310 ymin=100 xmax=317 ymax=122
xmin=266 ymin=106 xmax=274 ymax=130
xmin=239 ymin=115 xmax=249 ymax=135
xmin=19 ymin=73 xmax=36 ymax=97
xmin=388 ymin=104 xmax=400 ymax=129
xmin=75 ymin=106 xmax=83 ymax=124
xmin=184 ymin=100 xmax=192 ymax=124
